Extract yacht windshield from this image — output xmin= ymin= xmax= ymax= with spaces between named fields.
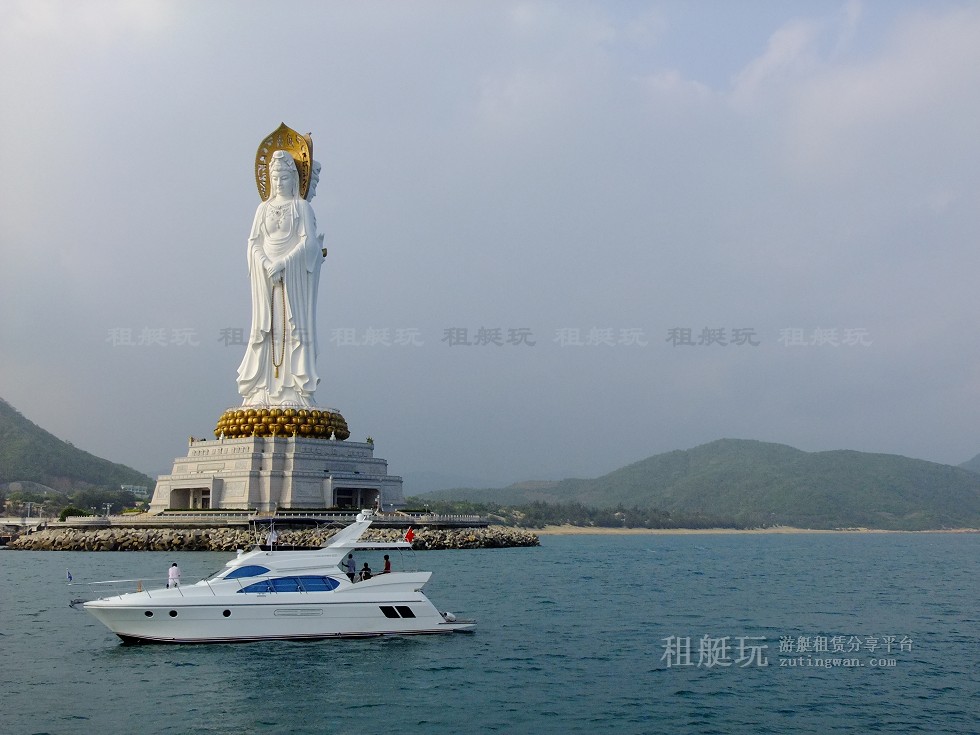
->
xmin=225 ymin=565 xmax=271 ymax=580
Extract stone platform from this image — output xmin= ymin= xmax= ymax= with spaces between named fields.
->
xmin=7 ymin=525 xmax=541 ymax=551
xmin=148 ymin=435 xmax=404 ymax=513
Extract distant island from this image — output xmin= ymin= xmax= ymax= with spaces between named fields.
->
xmin=2 ymin=397 xmax=979 ymax=531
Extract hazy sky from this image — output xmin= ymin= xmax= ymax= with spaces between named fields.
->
xmin=2 ymin=0 xmax=980 ymax=491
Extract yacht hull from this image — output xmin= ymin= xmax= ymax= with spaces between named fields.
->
xmin=79 ymin=516 xmax=476 ymax=644
xmin=85 ymin=577 xmax=474 ymax=643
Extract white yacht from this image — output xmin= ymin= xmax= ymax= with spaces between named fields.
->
xmin=79 ymin=512 xmax=475 ymax=644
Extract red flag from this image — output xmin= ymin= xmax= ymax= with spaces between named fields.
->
xmin=404 ymin=527 xmax=414 ymax=543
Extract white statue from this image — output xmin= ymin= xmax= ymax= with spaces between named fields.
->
xmin=237 ymin=144 xmax=326 ymax=407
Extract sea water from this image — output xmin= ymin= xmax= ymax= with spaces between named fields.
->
xmin=0 ymin=533 xmax=976 ymax=734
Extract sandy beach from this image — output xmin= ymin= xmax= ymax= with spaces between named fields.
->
xmin=532 ymin=525 xmax=979 ymax=535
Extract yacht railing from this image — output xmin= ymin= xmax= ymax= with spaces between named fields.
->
xmin=71 ymin=569 xmax=407 ymax=602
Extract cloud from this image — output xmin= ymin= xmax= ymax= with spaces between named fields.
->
xmin=2 ymin=1 xmax=980 ymax=487
xmin=731 ymin=18 xmax=825 ymax=109
xmin=1 ymin=0 xmax=173 ymax=44
xmin=783 ymin=5 xmax=980 ymax=183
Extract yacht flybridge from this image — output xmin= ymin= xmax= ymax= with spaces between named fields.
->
xmin=77 ymin=512 xmax=475 ymax=644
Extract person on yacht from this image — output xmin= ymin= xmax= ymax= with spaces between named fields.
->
xmin=167 ymin=563 xmax=181 ymax=588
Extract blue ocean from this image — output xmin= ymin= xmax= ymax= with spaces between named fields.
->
xmin=1 ymin=533 xmax=977 ymax=734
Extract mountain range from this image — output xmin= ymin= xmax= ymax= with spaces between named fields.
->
xmin=3 ymin=396 xmax=979 ymax=530
xmin=419 ymin=438 xmax=980 ymax=530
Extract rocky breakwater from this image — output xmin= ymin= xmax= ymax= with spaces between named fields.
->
xmin=6 ymin=525 xmax=540 ymax=552
xmin=370 ymin=526 xmax=540 ymax=549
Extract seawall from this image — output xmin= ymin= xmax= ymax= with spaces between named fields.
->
xmin=5 ymin=525 xmax=539 ymax=551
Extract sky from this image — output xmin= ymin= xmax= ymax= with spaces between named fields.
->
xmin=2 ymin=0 xmax=980 ymax=492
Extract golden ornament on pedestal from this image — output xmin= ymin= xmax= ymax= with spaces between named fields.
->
xmin=214 ymin=407 xmax=349 ymax=440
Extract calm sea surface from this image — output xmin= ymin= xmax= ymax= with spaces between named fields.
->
xmin=1 ymin=533 xmax=977 ymax=734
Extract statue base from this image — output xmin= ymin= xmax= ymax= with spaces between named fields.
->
xmin=147 ymin=434 xmax=404 ymax=514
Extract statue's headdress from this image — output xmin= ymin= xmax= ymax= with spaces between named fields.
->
xmin=255 ymin=123 xmax=313 ymax=201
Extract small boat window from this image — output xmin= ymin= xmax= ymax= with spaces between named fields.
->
xmin=225 ymin=565 xmax=270 ymax=580
xmin=380 ymin=605 xmax=416 ymax=619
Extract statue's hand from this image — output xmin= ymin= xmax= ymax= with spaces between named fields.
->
xmin=266 ymin=262 xmax=283 ymax=280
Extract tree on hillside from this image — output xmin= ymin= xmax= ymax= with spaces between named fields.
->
xmin=71 ymin=487 xmax=137 ymax=515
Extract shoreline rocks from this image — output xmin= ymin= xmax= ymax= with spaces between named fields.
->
xmin=5 ymin=525 xmax=539 ymax=552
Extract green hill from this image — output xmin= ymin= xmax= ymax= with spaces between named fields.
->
xmin=421 ymin=439 xmax=980 ymax=530
xmin=958 ymin=452 xmax=980 ymax=474
xmin=0 ymin=398 xmax=152 ymax=493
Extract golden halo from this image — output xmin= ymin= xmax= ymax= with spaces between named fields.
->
xmin=255 ymin=123 xmax=313 ymax=201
